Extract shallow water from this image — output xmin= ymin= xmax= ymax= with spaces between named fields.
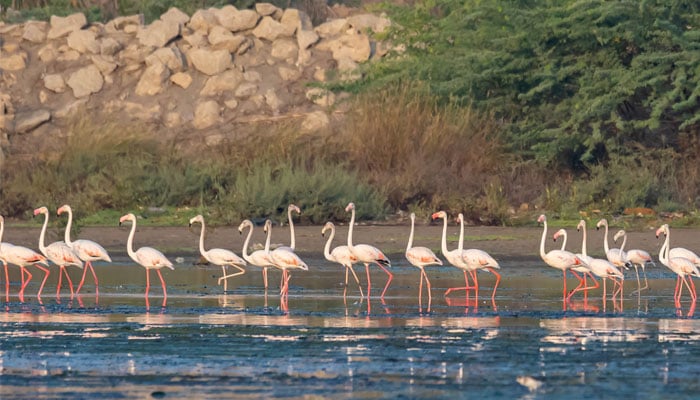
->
xmin=2 ymin=253 xmax=700 ymax=399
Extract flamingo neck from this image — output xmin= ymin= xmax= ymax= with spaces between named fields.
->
xmin=198 ymin=220 xmax=207 ymax=257
xmin=347 ymin=207 xmax=355 ymax=250
xmin=323 ymin=226 xmax=334 ymax=261
xmin=619 ymin=233 xmax=627 ymax=254
xmin=458 ymin=216 xmax=464 ymax=253
xmin=241 ymin=225 xmax=253 ymax=262
xmin=0 ymin=217 xmax=4 ymax=243
xmin=126 ymin=218 xmax=138 ymax=261
xmin=38 ymin=211 xmax=49 ymax=255
xmin=406 ymin=217 xmax=415 ymax=253
xmin=63 ymin=207 xmax=74 ymax=246
xmin=659 ymin=228 xmax=670 ymax=266
xmin=264 ymin=223 xmax=272 ymax=254
xmin=581 ymin=223 xmax=588 ymax=257
xmin=539 ymin=219 xmax=547 ymax=259
xmin=288 ymin=209 xmax=296 ymax=250
xmin=440 ymin=215 xmax=449 ymax=256
xmin=602 ymin=221 xmax=610 ymax=253
xmin=559 ymin=231 xmax=567 ymax=251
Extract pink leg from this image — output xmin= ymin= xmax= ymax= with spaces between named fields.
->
xmin=262 ymin=267 xmax=268 ymax=289
xmin=34 ymin=264 xmax=50 ymax=299
xmin=562 ymin=270 xmax=568 ymax=303
xmin=488 ymin=268 xmax=501 ymax=302
xmin=445 ymin=270 xmax=477 ymax=296
xmin=424 ymin=269 xmax=432 ymax=313
xmin=3 ymin=262 xmax=8 ymax=303
xmin=76 ymin=263 xmax=89 ymax=295
xmin=19 ymin=268 xmax=32 ymax=302
xmin=418 ymin=268 xmax=423 ymax=311
xmin=156 ymin=269 xmax=167 ymax=304
xmin=145 ymin=269 xmax=151 ymax=298
xmin=89 ymin=262 xmax=99 ymax=296
xmin=377 ymin=263 xmax=393 ymax=299
xmin=63 ymin=267 xmax=75 ymax=299
xmin=56 ymin=266 xmax=64 ymax=299
xmin=365 ymin=263 xmax=372 ymax=299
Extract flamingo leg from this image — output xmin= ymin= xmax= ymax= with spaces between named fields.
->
xmin=444 ymin=270 xmax=477 ymax=296
xmin=418 ymin=268 xmax=424 ymax=311
xmin=602 ymin=278 xmax=607 ymax=312
xmin=34 ymin=264 xmax=50 ymax=299
xmin=424 ymin=269 xmax=432 ymax=313
xmin=61 ymin=266 xmax=75 ymax=299
xmin=3 ymin=262 xmax=9 ymax=303
xmin=365 ymin=263 xmax=372 ymax=299
xmin=56 ymin=266 xmax=64 ymax=299
xmin=562 ymin=270 xmax=568 ymax=303
xmin=19 ymin=267 xmax=32 ymax=302
xmin=343 ymin=267 xmax=349 ymax=300
xmin=640 ymin=264 xmax=649 ymax=292
xmin=471 ymin=270 xmax=479 ymax=301
xmin=156 ymin=269 xmax=167 ymax=307
xmin=218 ymin=265 xmax=246 ymax=292
xmin=88 ymin=262 xmax=99 ymax=297
xmin=76 ymin=263 xmax=89 ymax=295
xmin=377 ymin=262 xmax=393 ymax=299
xmin=674 ymin=275 xmax=682 ymax=307
xmin=145 ymin=269 xmax=151 ymax=299
xmin=566 ymin=270 xmax=585 ymax=301
xmin=348 ymin=265 xmax=364 ymax=298
xmin=262 ymin=267 xmax=268 ymax=289
xmin=488 ymin=268 xmax=501 ymax=302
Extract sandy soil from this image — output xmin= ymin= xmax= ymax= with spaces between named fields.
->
xmin=1 ymin=221 xmax=691 ymax=260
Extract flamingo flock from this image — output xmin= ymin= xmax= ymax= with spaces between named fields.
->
xmin=0 ymin=204 xmax=698 ymax=314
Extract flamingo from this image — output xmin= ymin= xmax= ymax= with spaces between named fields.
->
xmin=405 ymin=212 xmax=442 ymax=311
xmin=553 ymin=228 xmax=598 ymax=297
xmin=266 ymin=221 xmax=309 ymax=299
xmin=119 ymin=213 xmax=173 ymax=308
xmin=576 ymin=220 xmax=624 ymax=304
xmin=613 ymin=229 xmax=653 ymax=294
xmin=345 ymin=202 xmax=392 ymax=299
xmin=322 ymin=221 xmax=364 ymax=299
xmin=456 ymin=213 xmax=501 ymax=302
xmin=2 ymin=241 xmax=48 ymax=302
xmin=538 ymin=214 xmax=585 ymax=303
xmin=596 ymin=219 xmax=626 ymax=269
xmin=656 ymin=224 xmax=700 ymax=266
xmin=656 ymin=224 xmax=699 ymax=307
xmin=57 ymin=204 xmax=111 ymax=297
xmin=189 ymin=215 xmax=246 ymax=293
xmin=274 ymin=204 xmax=301 ymax=252
xmin=0 ymin=215 xmax=16 ymax=302
xmin=238 ymin=219 xmax=276 ymax=289
xmin=432 ymin=211 xmax=477 ymax=299
xmin=34 ymin=206 xmax=83 ymax=300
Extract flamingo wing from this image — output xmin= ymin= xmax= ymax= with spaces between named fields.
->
xmin=46 ymin=242 xmax=83 ymax=268
xmin=135 ymin=247 xmax=173 ymax=270
xmin=271 ymin=248 xmax=309 ymax=271
xmin=73 ymin=239 xmax=112 ymax=262
xmin=206 ymin=248 xmax=246 ymax=267
xmin=462 ymin=249 xmax=498 ymax=269
xmin=670 ymin=248 xmax=700 ymax=265
xmin=248 ymin=250 xmax=275 ymax=268
xmin=331 ymin=245 xmax=357 ymax=265
xmin=406 ymin=246 xmax=442 ymax=267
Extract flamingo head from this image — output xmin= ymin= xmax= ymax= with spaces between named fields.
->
xmin=553 ymin=228 xmax=566 ymax=242
xmin=238 ymin=219 xmax=252 ymax=234
xmin=57 ymin=204 xmax=71 ymax=216
xmin=119 ymin=213 xmax=135 ymax=226
xmin=188 ymin=214 xmax=203 ymax=227
xmin=321 ymin=221 xmax=334 ymax=236
xmin=537 ymin=214 xmax=546 ymax=224
xmin=409 ymin=212 xmax=416 ymax=221
xmin=289 ymin=204 xmax=301 ymax=214
xmin=576 ymin=219 xmax=585 ymax=232
xmin=345 ymin=202 xmax=355 ymax=212
xmin=33 ymin=206 xmax=48 ymax=216
xmin=263 ymin=219 xmax=272 ymax=233
xmin=655 ymin=225 xmax=667 ymax=239
xmin=431 ymin=211 xmax=447 ymax=220
xmin=596 ymin=218 xmax=607 ymax=230
xmin=613 ymin=229 xmax=625 ymax=243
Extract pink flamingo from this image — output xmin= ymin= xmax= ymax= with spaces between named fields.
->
xmin=266 ymin=221 xmax=309 ymax=300
xmin=405 ymin=212 xmax=442 ymax=311
xmin=345 ymin=202 xmax=392 ymax=299
xmin=322 ymin=221 xmax=364 ymax=299
xmin=553 ymin=228 xmax=598 ymax=297
xmin=657 ymin=224 xmax=700 ymax=265
xmin=456 ymin=213 xmax=501 ymax=302
xmin=58 ymin=204 xmax=112 ymax=297
xmin=189 ymin=215 xmax=246 ymax=293
xmin=274 ymin=204 xmax=301 ymax=252
xmin=432 ymin=211 xmax=477 ymax=301
xmin=596 ymin=219 xmax=626 ymax=269
xmin=656 ymin=224 xmax=699 ymax=307
xmin=2 ymin=243 xmax=48 ymax=302
xmin=238 ymin=219 xmax=276 ymax=289
xmin=0 ymin=215 xmax=16 ymax=302
xmin=119 ymin=213 xmax=173 ymax=308
xmin=538 ymin=214 xmax=585 ymax=304
xmin=613 ymin=229 xmax=653 ymax=294
xmin=576 ymin=220 xmax=624 ymax=307
xmin=34 ymin=206 xmax=83 ymax=300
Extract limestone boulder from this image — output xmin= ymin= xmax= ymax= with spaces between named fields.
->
xmin=145 ymin=47 xmax=184 ymax=72
xmin=217 ymin=6 xmax=260 ymax=32
xmin=90 ymin=55 xmax=118 ymax=75
xmin=271 ymin=39 xmax=298 ymax=61
xmin=208 ymin=26 xmax=246 ymax=52
xmin=66 ymin=65 xmax=104 ymax=98
xmin=193 ymin=100 xmax=221 ymax=129
xmin=100 ymin=37 xmax=122 ymax=56
xmin=0 ymin=53 xmax=27 ymax=71
xmin=137 ymin=20 xmax=180 ymax=48
xmin=252 ymin=16 xmax=294 ymax=41
xmin=278 ymin=65 xmax=301 ymax=81
xmin=348 ymin=14 xmax=391 ymax=33
xmin=306 ymin=87 xmax=335 ymax=107
xmin=105 ymin=14 xmax=143 ymax=33
xmin=188 ymin=9 xmax=218 ymax=33
xmin=160 ymin=7 xmax=190 ymax=25
xmin=255 ymin=3 xmax=281 ymax=17
xmin=47 ymin=13 xmax=87 ymax=39
xmin=188 ymin=48 xmax=231 ymax=75
xmin=67 ymin=29 xmax=100 ymax=54
xmin=170 ymin=72 xmax=192 ymax=89
xmin=44 ymin=74 xmax=66 ymax=93
xmin=315 ymin=19 xmax=348 ymax=39
xmin=235 ymin=82 xmax=258 ymax=98
xmin=22 ymin=21 xmax=47 ymax=43
xmin=200 ymin=69 xmax=244 ymax=96
xmin=297 ymin=29 xmax=319 ymax=50
xmin=135 ymin=63 xmax=170 ymax=96
xmin=317 ymin=31 xmax=371 ymax=63
xmin=38 ymin=45 xmax=57 ymax=63
xmin=14 ymin=109 xmax=51 ymax=134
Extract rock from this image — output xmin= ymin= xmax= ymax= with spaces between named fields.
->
xmin=2 ymin=41 xmax=20 ymax=53
xmin=0 ymin=53 xmax=27 ymax=71
xmin=252 ymin=16 xmax=294 ymax=41
xmin=123 ymin=24 xmax=139 ymax=34
xmin=271 ymin=39 xmax=298 ymax=60
xmin=135 ymin=63 xmax=170 ymax=96
xmin=315 ymin=19 xmax=348 ymax=39
xmin=39 ymin=90 xmax=49 ymax=104
xmin=44 ymin=74 xmax=66 ymax=93
xmin=297 ymin=29 xmax=319 ymax=50
xmin=278 ymin=65 xmax=301 ymax=81
xmin=280 ymin=9 xmax=305 ymax=34
xmin=182 ymin=31 xmax=207 ymax=48
xmin=57 ymin=49 xmax=81 ymax=62
xmin=100 ymin=37 xmax=122 ymax=56
xmin=22 ymin=21 xmax=47 ymax=43
xmin=14 ymin=109 xmax=51 ymax=134
xmin=188 ymin=9 xmax=218 ymax=33
xmin=208 ymin=26 xmax=246 ymax=52
xmin=306 ymin=87 xmax=335 ymax=107
xmin=170 ymin=72 xmax=192 ymax=88
xmin=137 ymin=20 xmax=181 ymax=48
xmin=38 ymin=44 xmax=57 ymax=62
xmin=145 ymin=47 xmax=184 ymax=72
xmin=164 ymin=112 xmax=182 ymax=128
xmin=348 ymin=14 xmax=391 ymax=33
xmin=217 ymin=6 xmax=260 ymax=32
xmin=301 ymin=110 xmax=330 ymax=132
xmin=224 ymin=99 xmax=238 ymax=109
xmin=200 ymin=69 xmax=244 ymax=96
xmin=160 ymin=7 xmax=190 ymax=25
xmin=90 ymin=55 xmax=118 ymax=75
xmin=264 ymin=89 xmax=283 ymax=113
xmin=244 ymin=70 xmax=262 ymax=82
xmin=66 ymin=65 xmax=104 ymax=97
xmin=67 ymin=29 xmax=100 ymax=54
xmin=47 ymin=13 xmax=87 ymax=40
xmin=317 ymin=31 xmax=371 ymax=62
xmin=255 ymin=3 xmax=281 ymax=17
xmin=188 ymin=48 xmax=231 ymax=75
xmin=193 ymin=100 xmax=221 ymax=129
xmin=105 ymin=15 xmax=144 ymax=33
xmin=235 ymin=82 xmax=258 ymax=98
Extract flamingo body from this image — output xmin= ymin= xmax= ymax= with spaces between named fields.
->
xmin=322 ymin=222 xmax=363 ymax=298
